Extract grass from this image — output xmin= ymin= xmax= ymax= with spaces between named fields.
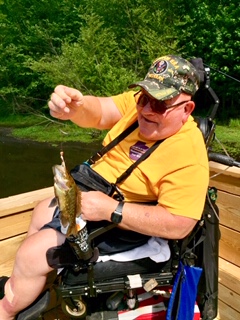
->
xmin=1 ymin=115 xmax=240 ymax=159
xmin=0 ymin=114 xmax=106 ymax=144
xmin=211 ymin=119 xmax=240 ymax=159
xmin=12 ymin=123 xmax=105 ymax=144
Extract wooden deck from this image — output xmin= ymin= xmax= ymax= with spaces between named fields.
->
xmin=209 ymin=162 xmax=240 ymax=319
xmin=0 ymin=162 xmax=240 ymax=319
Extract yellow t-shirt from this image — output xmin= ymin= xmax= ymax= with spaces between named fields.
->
xmin=92 ymin=91 xmax=209 ymax=219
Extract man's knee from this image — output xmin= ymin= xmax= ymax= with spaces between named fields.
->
xmin=28 ymin=197 xmax=56 ymax=235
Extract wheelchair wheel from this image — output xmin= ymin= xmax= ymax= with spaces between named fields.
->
xmin=61 ymin=297 xmax=87 ymax=319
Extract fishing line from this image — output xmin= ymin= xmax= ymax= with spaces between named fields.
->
xmin=182 ymin=53 xmax=240 ymax=83
xmin=203 ymin=64 xmax=240 ymax=83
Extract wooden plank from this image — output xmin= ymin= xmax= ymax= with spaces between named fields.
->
xmin=209 ymin=175 xmax=240 ymax=196
xmin=217 ymin=191 xmax=240 ymax=233
xmin=0 ymin=186 xmax=54 ymax=217
xmin=217 ymin=299 xmax=240 ymax=320
xmin=210 ymin=161 xmax=240 ymax=178
xmin=218 ymin=282 xmax=240 ymax=313
xmin=0 ymin=234 xmax=26 ymax=276
xmin=0 ymin=210 xmax=32 ymax=241
xmin=219 ymin=226 xmax=240 ymax=267
xmin=219 ymin=258 xmax=240 ymax=295
xmin=210 ymin=161 xmax=240 ymax=196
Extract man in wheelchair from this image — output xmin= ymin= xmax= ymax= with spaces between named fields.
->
xmin=0 ymin=55 xmax=210 ymax=319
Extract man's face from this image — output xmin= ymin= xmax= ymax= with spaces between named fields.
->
xmin=135 ymin=91 xmax=194 ymax=141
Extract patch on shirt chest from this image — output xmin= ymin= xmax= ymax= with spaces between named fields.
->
xmin=129 ymin=141 xmax=149 ymax=160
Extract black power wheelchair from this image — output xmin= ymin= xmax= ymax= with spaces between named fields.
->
xmin=16 ymin=58 xmax=240 ymax=320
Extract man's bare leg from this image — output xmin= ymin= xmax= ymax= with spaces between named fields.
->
xmin=0 ymin=198 xmax=65 ymax=319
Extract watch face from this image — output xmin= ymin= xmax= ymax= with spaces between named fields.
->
xmin=111 ymin=202 xmax=124 ymax=224
xmin=111 ymin=211 xmax=122 ymax=224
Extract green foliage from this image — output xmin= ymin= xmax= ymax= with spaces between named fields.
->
xmin=0 ymin=0 xmax=84 ymax=113
xmin=212 ymin=119 xmax=240 ymax=159
xmin=29 ymin=13 xmax=138 ymax=96
xmin=172 ymin=0 xmax=240 ymax=120
xmin=0 ymin=0 xmax=239 ymax=121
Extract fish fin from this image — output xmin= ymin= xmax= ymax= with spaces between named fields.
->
xmin=48 ymin=197 xmax=58 ymax=208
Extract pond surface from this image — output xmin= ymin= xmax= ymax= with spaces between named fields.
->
xmin=0 ymin=128 xmax=101 ymax=198
xmin=1 ymin=128 xmax=240 ymax=199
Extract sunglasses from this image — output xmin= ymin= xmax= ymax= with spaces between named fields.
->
xmin=134 ymin=91 xmax=189 ymax=113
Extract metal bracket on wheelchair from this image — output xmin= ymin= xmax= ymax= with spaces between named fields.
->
xmin=46 ymin=222 xmax=117 ymax=270
xmin=67 ymin=225 xmax=94 ymax=261
xmin=67 ymin=223 xmax=117 ymax=262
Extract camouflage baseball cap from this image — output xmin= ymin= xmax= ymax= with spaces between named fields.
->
xmin=129 ymin=55 xmax=200 ymax=101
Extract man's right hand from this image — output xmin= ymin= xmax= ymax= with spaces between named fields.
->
xmin=48 ymin=85 xmax=84 ymax=120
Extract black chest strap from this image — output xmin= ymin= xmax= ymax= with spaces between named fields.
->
xmin=87 ymin=121 xmax=139 ymax=165
xmin=87 ymin=120 xmax=165 ymax=185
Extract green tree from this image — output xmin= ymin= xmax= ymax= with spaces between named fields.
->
xmin=0 ymin=0 xmax=239 ymax=121
xmin=0 ymin=0 xmax=83 ymax=114
xmin=29 ymin=13 xmax=138 ymax=96
xmin=171 ymin=0 xmax=240 ymax=120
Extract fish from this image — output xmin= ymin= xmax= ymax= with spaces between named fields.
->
xmin=52 ymin=151 xmax=81 ymax=237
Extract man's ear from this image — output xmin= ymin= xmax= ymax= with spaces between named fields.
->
xmin=185 ymin=101 xmax=195 ymax=115
xmin=183 ymin=101 xmax=195 ymax=123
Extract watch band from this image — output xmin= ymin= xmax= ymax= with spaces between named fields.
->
xmin=111 ymin=201 xmax=124 ymax=224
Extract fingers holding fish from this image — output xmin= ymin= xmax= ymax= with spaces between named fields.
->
xmin=81 ymin=191 xmax=118 ymax=222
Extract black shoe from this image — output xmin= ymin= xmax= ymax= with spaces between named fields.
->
xmin=0 ymin=276 xmax=9 ymax=299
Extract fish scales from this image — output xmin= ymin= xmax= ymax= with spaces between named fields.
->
xmin=52 ymin=151 xmax=81 ymax=237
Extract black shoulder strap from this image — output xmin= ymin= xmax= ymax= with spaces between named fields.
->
xmin=87 ymin=120 xmax=165 ymax=185
xmin=87 ymin=120 xmax=138 ymax=165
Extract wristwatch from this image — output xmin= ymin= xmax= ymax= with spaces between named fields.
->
xmin=111 ymin=201 xmax=124 ymax=224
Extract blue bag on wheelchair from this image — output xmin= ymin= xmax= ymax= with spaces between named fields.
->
xmin=166 ymin=260 xmax=202 ymax=320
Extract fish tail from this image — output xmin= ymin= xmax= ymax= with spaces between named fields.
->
xmin=67 ymin=224 xmax=79 ymax=237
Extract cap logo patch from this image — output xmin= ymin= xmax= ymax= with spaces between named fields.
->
xmin=153 ymin=60 xmax=168 ymax=74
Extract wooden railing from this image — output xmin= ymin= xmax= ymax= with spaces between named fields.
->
xmin=0 ymin=162 xmax=239 ymax=319
xmin=0 ymin=187 xmax=54 ymax=276
xmin=209 ymin=162 xmax=240 ymax=320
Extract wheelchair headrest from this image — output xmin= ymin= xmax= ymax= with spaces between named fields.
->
xmin=189 ymin=58 xmax=206 ymax=88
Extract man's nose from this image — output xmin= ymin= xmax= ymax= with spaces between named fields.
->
xmin=141 ymin=102 xmax=154 ymax=112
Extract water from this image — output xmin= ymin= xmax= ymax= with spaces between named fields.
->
xmin=0 ymin=128 xmax=100 ymax=198
xmin=1 ymin=128 xmax=240 ymax=199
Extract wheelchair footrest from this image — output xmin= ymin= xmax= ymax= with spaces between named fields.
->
xmin=16 ymin=289 xmax=50 ymax=320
